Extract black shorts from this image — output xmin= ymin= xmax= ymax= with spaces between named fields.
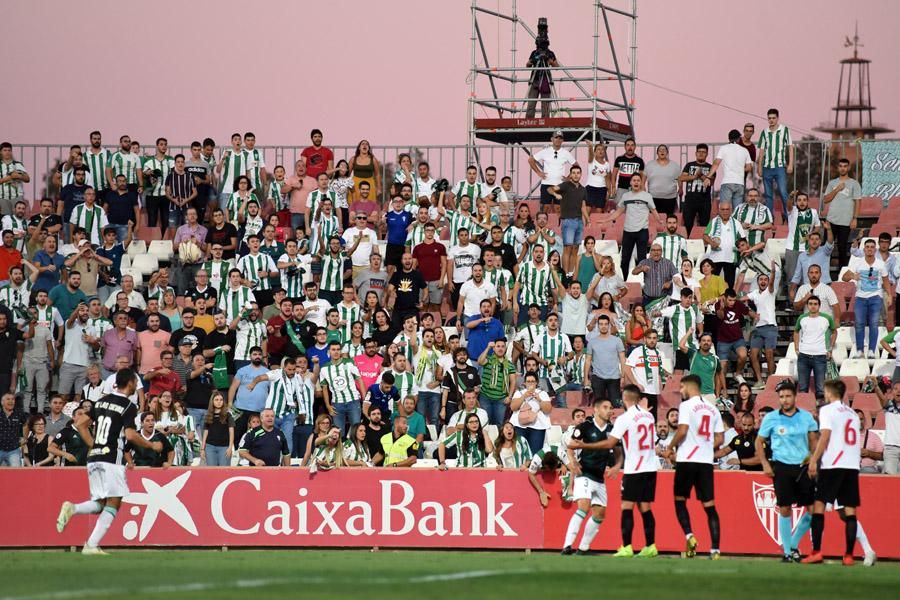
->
xmin=585 ymin=185 xmax=608 ymax=209
xmin=384 ymin=243 xmax=405 ymax=268
xmin=621 ymin=471 xmax=657 ymax=503
xmin=815 ymin=468 xmax=860 ymax=507
xmin=675 ymin=349 xmax=690 ymax=371
xmin=539 ymin=184 xmax=556 ymax=206
xmin=673 ymin=462 xmax=715 ymax=502
xmin=772 ymin=462 xmax=815 ymax=507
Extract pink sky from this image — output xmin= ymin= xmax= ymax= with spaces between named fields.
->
xmin=4 ymin=0 xmax=899 ymax=147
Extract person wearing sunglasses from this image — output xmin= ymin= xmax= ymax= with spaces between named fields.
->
xmin=842 ymin=238 xmax=891 ymax=358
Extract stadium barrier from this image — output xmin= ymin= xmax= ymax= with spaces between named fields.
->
xmin=4 ymin=468 xmax=898 ymax=558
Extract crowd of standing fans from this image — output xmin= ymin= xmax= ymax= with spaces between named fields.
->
xmin=0 ymin=114 xmax=896 ymax=479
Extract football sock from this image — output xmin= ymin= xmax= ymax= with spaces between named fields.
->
xmin=778 ymin=515 xmax=793 ymax=556
xmin=578 ymin=516 xmax=603 ymax=551
xmin=810 ymin=513 xmax=825 ymax=552
xmin=564 ymin=509 xmax=587 ymax=548
xmin=674 ymin=500 xmax=692 ymax=537
xmin=791 ymin=512 xmax=813 ymax=551
xmin=704 ymin=506 xmax=720 ymax=549
xmin=621 ymin=509 xmax=634 ymax=546
xmin=855 ymin=521 xmax=873 ymax=554
xmin=87 ymin=506 xmax=117 ymax=548
xmin=73 ymin=501 xmax=101 ymax=515
xmin=844 ymin=516 xmax=858 ymax=556
xmin=640 ymin=509 xmax=656 ymax=545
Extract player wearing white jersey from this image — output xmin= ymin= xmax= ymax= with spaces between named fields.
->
xmin=805 ymin=379 xmax=862 ymax=566
xmin=592 ymin=385 xmax=660 ymax=558
xmin=669 ymin=375 xmax=724 ymax=559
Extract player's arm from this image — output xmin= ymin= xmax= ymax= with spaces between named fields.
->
xmin=73 ymin=413 xmax=95 ymax=448
xmin=527 ymin=468 xmax=552 ymax=508
xmin=713 ymin=431 xmax=723 ymax=451
xmin=755 ymin=434 xmax=773 ymax=477
xmin=669 ymin=424 xmax=689 ymax=453
xmin=607 ymin=445 xmax=623 ymax=479
xmin=569 ymin=434 xmax=619 ymax=451
xmin=125 ymin=428 xmax=163 ymax=452
xmin=566 ymin=446 xmax=581 ymax=476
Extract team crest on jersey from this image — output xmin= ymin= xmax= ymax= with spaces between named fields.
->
xmin=777 ymin=426 xmax=787 ymax=436
xmin=752 ymin=482 xmax=805 ymax=546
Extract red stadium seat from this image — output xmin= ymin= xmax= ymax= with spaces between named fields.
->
xmin=868 ymin=222 xmax=899 ymax=238
xmin=851 ymin=393 xmax=882 ymax=413
xmin=753 ymin=391 xmax=781 ymax=415
xmin=840 ymin=376 xmax=860 ymax=402
xmin=796 ymin=393 xmax=817 ymax=413
xmin=857 ymin=197 xmax=882 ymax=217
xmin=830 ymin=282 xmax=856 ymax=323
xmin=550 ymin=407 xmax=573 ymax=428
xmin=764 ymin=375 xmax=793 ymax=393
xmin=873 ymin=410 xmax=886 ymax=429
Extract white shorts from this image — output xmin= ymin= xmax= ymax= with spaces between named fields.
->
xmin=573 ymin=476 xmax=607 ymax=506
xmin=87 ymin=462 xmax=130 ymax=501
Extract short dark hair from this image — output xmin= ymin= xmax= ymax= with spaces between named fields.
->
xmin=681 ymin=374 xmax=702 ymax=389
xmin=696 ymin=143 xmax=709 ymax=152
xmin=767 ymin=108 xmax=780 ymax=117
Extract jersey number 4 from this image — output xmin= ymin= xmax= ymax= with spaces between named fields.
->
xmin=697 ymin=415 xmax=711 ymax=441
xmin=95 ymin=416 xmax=112 ymax=446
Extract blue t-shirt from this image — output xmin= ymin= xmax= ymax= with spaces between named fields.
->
xmin=385 ymin=210 xmax=413 ymax=246
xmin=48 ymin=285 xmax=88 ymax=319
xmin=306 ymin=344 xmax=331 ymax=368
xmin=32 ymin=250 xmax=66 ymax=292
xmin=365 ymin=383 xmax=400 ymax=416
xmin=465 ymin=316 xmax=505 ymax=361
xmin=96 ymin=242 xmax=126 ymax=287
xmin=393 ymin=410 xmax=426 ymax=440
xmin=60 ymin=184 xmax=87 ymax=222
xmin=758 ymin=408 xmax=818 ymax=465
xmin=233 ymin=365 xmax=270 ymax=412
xmin=104 ymin=190 xmax=139 ymax=225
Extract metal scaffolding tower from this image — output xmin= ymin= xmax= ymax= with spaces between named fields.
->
xmin=467 ymin=0 xmax=637 ymax=171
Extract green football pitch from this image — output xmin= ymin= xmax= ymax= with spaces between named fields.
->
xmin=1 ymin=550 xmax=897 ymax=600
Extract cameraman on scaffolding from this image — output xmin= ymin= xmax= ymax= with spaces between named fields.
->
xmin=525 ymin=20 xmax=558 ymax=119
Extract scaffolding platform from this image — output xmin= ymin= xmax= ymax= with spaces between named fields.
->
xmin=473 ymin=116 xmax=633 ymax=144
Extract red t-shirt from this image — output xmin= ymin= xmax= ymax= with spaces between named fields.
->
xmin=267 ymin=315 xmax=287 ymax=357
xmin=412 ymin=241 xmax=447 ymax=282
xmin=716 ymin=299 xmax=749 ymax=343
xmin=148 ymin=370 xmax=182 ymax=397
xmin=0 ymin=247 xmax=22 ymax=280
xmin=300 ymin=146 xmax=334 ymax=179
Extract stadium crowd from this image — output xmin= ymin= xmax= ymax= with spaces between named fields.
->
xmin=0 ymin=113 xmax=895 ymax=484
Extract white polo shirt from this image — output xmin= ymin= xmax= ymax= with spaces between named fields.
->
xmin=533 ymin=146 xmax=576 ymax=186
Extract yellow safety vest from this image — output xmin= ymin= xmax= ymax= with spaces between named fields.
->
xmin=381 ymin=432 xmax=417 ymax=466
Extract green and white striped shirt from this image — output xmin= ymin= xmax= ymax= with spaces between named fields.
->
xmin=320 ymin=358 xmax=362 ymax=404
xmin=83 ymin=149 xmax=109 ymax=191
xmin=264 ymin=368 xmax=298 ymax=417
xmin=453 ymin=180 xmax=486 ymax=202
xmin=0 ymin=160 xmax=27 ymax=200
xmin=654 ymin=233 xmax=687 ymax=264
xmin=268 ymin=179 xmax=288 ymax=211
xmin=342 ymin=438 xmax=371 ymax=463
xmin=342 ymin=340 xmax=365 ymax=357
xmin=143 ymin=155 xmax=175 ymax=196
xmin=443 ymin=209 xmax=484 ymax=246
xmin=108 ymin=152 xmax=140 ymax=185
xmin=88 ymin=315 xmax=113 ymax=361
xmin=320 ymin=251 xmax=346 ymax=292
xmin=485 ymin=267 xmax=513 ymax=295
xmin=734 ymin=202 xmax=773 ymax=247
xmin=387 ymin=369 xmax=416 ymax=403
xmin=393 ymin=331 xmax=419 ymax=363
xmin=202 ymin=259 xmax=233 ymax=292
xmin=242 ymin=215 xmax=264 ymax=245
xmin=405 ymin=222 xmax=429 ymax=252
xmin=0 ymin=280 xmax=32 ymax=313
xmin=502 ymin=436 xmax=533 ymax=468
xmin=1 ymin=215 xmax=27 ymax=253
xmin=757 ymin=125 xmax=792 ymax=169
xmin=661 ymin=303 xmax=700 ymax=349
xmin=59 ymin=166 xmax=93 ymax=189
xmin=69 ymin=203 xmax=108 ymax=245
xmin=146 ymin=285 xmax=174 ymax=303
xmin=245 ymin=148 xmax=266 ymax=191
xmin=502 ymin=225 xmax=526 ymax=257
xmin=566 ymin=352 xmax=588 ymax=385
xmin=297 ymin=374 xmax=315 ymax=417
xmin=516 ymin=260 xmax=551 ymax=307
xmin=235 ymin=319 xmax=267 ymax=360
xmin=219 ymin=150 xmax=249 ymax=194
xmin=226 ymin=192 xmax=257 ymax=223
xmin=443 ymin=430 xmax=487 ymax=468
xmin=787 ymin=207 xmax=820 ymax=252
xmin=412 ymin=346 xmax=441 ymax=388
xmin=531 ymin=330 xmax=572 ymax=378
xmin=526 ymin=228 xmax=555 ymax=260
xmin=277 ymin=253 xmax=309 ymax=298
xmin=306 ymin=189 xmax=337 ymax=220
xmin=218 ymin=285 xmax=255 ymax=321
xmin=310 ymin=213 xmax=340 ymax=256
xmin=237 ymin=252 xmax=276 ymax=291
xmin=336 ymin=302 xmax=361 ymax=341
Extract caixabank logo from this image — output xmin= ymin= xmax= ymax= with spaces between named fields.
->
xmin=118 ymin=471 xmax=530 ymax=546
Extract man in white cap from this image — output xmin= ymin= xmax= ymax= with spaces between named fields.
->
xmin=528 ymin=130 xmax=575 ymax=213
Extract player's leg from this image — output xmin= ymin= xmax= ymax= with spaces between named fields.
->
xmin=804 ymin=499 xmax=827 ymax=564
xmin=57 ymin=497 xmax=104 ymax=533
xmin=563 ymin=487 xmax=591 ymax=554
xmin=638 ymin=502 xmax=657 ymax=556
xmin=734 ymin=344 xmax=748 ymax=381
xmin=617 ymin=499 xmax=635 ymax=556
xmin=85 ymin=496 xmax=121 ymax=553
xmin=577 ymin=498 xmax=606 ymax=554
xmin=791 ymin=469 xmax=816 ymax=558
xmin=699 ymin=466 xmax=720 ymax=558
xmin=672 ymin=465 xmax=697 ymax=557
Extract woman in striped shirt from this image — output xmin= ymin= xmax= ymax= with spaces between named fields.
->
xmin=438 ymin=413 xmax=494 ymax=469
xmin=492 ymin=422 xmax=533 ymax=469
xmin=562 ymin=335 xmax=592 ymax=408
xmin=342 ymin=422 xmax=372 ymax=467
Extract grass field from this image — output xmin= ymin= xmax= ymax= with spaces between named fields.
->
xmin=1 ymin=549 xmax=897 ymax=600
